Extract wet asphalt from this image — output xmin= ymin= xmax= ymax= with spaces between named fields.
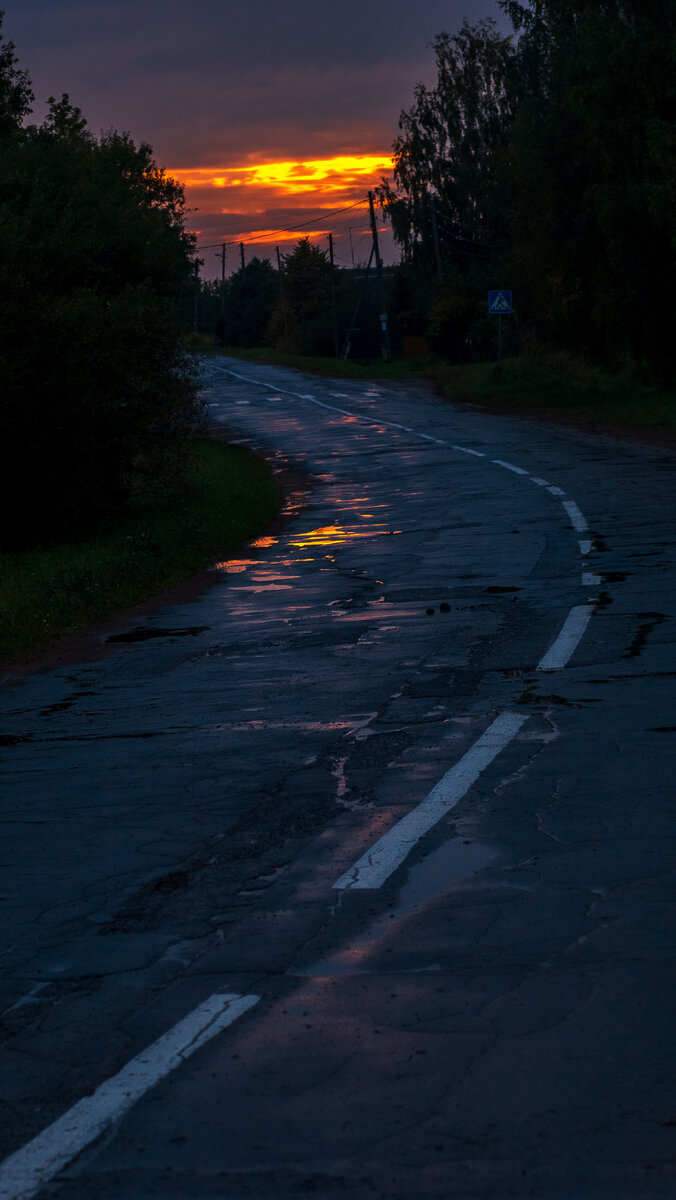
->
xmin=1 ymin=357 xmax=675 ymax=1199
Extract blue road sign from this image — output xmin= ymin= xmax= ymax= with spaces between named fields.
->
xmin=488 ymin=290 xmax=512 ymax=314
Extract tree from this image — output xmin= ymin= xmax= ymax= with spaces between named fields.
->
xmin=0 ymin=30 xmax=199 ymax=550
xmin=226 ymin=256 xmax=278 ymax=347
xmin=0 ymin=9 xmax=32 ymax=136
xmin=498 ymin=0 xmax=676 ymax=378
xmin=379 ymin=19 xmax=521 ymax=281
xmin=269 ymin=238 xmax=336 ymax=356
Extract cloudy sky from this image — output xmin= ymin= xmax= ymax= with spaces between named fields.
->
xmin=5 ymin=0 xmax=507 ymax=271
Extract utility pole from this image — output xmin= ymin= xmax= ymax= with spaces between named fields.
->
xmin=193 ymin=260 xmax=200 ymax=333
xmin=240 ymin=243 xmax=245 ymax=272
xmin=342 ymin=244 xmax=375 ymax=359
xmin=275 ymin=246 xmax=289 ymax=344
xmin=348 ymin=227 xmax=356 ymax=269
xmin=429 ymin=194 xmax=442 ymax=282
xmin=368 ymin=190 xmax=391 ymax=361
xmin=215 ymin=243 xmax=226 ymax=345
xmin=328 ymin=232 xmax=339 ymax=358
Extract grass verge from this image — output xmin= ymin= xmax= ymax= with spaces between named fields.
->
xmin=0 ymin=438 xmax=281 ymax=665
xmin=196 ymin=336 xmax=675 ymax=438
xmin=430 ymin=355 xmax=676 ymax=435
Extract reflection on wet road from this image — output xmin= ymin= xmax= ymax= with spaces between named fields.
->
xmin=1 ymin=357 xmax=675 ymax=1199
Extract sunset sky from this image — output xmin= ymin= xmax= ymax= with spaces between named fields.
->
xmin=6 ymin=0 xmax=506 ymax=273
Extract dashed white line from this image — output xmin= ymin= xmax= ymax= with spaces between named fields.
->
xmin=537 ymin=605 xmax=594 ymax=670
xmin=547 ymin=485 xmax=565 ymax=497
xmin=492 ymin=459 xmax=529 ymax=475
xmin=0 ymin=993 xmax=260 ymax=1200
xmin=582 ymin=572 xmax=602 ymax=587
xmin=579 ymin=539 xmax=594 ymax=556
xmin=333 ymin=712 xmax=529 ymax=890
xmin=561 ymin=500 xmax=589 ymax=532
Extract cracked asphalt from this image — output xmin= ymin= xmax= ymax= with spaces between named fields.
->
xmin=1 ymin=358 xmax=675 ymax=1199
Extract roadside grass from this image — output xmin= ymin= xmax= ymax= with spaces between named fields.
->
xmin=0 ymin=439 xmax=281 ymax=664
xmin=194 ymin=337 xmax=432 ymax=382
xmin=430 ymin=354 xmax=676 ymax=434
xmin=195 ymin=335 xmax=675 ymax=436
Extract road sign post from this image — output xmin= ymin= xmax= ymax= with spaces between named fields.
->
xmin=488 ymin=291 xmax=512 ymax=367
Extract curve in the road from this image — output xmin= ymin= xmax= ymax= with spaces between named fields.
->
xmin=212 ymin=363 xmax=600 ymax=890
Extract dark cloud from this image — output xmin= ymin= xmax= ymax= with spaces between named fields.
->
xmin=5 ymin=0 xmax=507 ymax=162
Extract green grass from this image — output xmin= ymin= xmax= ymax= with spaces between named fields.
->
xmin=0 ymin=439 xmax=281 ymax=665
xmin=225 ymin=343 xmax=675 ymax=433
xmin=195 ymin=335 xmax=675 ymax=436
xmin=430 ymin=354 xmax=676 ymax=434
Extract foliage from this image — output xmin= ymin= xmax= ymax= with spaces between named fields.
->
xmin=0 ymin=439 xmax=280 ymax=664
xmin=378 ymin=19 xmax=520 ymax=282
xmin=0 ymin=10 xmax=32 ymax=136
xmin=497 ymin=0 xmax=676 ymax=381
xmin=224 ymin=256 xmax=279 ymax=347
xmin=0 ymin=15 xmax=199 ymax=551
xmin=378 ymin=3 xmax=676 ymax=384
xmin=269 ymin=238 xmax=337 ymax=356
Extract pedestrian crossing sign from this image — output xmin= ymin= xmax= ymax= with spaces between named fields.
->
xmin=488 ymin=290 xmax=512 ymax=314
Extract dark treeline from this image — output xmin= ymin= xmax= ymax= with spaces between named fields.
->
xmin=0 ymin=12 xmax=199 ymax=552
xmin=198 ymin=2 xmax=676 ymax=386
xmin=379 ymin=0 xmax=676 ymax=383
xmin=194 ymin=238 xmax=389 ymax=360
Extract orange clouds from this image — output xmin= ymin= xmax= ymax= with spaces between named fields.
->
xmin=173 ymin=154 xmax=393 ymax=202
xmin=173 ymin=152 xmax=394 ymax=266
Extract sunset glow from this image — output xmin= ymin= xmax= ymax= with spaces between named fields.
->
xmin=175 ymin=152 xmax=395 ymax=270
xmin=173 ymin=154 xmax=393 ymax=200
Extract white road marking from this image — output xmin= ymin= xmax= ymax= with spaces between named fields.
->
xmin=333 ymin=712 xmax=529 ymax=890
xmin=561 ymin=500 xmax=589 ymax=532
xmin=582 ymin=572 xmax=602 ymax=586
xmin=0 ymin=993 xmax=259 ymax=1200
xmin=211 ymin=362 xmax=599 ymax=681
xmin=579 ymin=539 xmax=593 ymax=555
xmin=492 ymin=459 xmax=529 ymax=475
xmin=537 ymin=605 xmax=594 ymax=670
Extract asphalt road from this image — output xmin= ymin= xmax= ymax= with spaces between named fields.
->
xmin=1 ymin=358 xmax=675 ymax=1199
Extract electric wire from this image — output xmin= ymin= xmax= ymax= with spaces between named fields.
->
xmin=194 ymin=198 xmax=368 ymax=251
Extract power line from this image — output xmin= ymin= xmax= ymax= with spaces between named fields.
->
xmin=194 ymin=198 xmax=368 ymax=252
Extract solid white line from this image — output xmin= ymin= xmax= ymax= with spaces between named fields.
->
xmin=537 ymin=605 xmax=594 ymax=671
xmin=333 ymin=712 xmax=529 ymax=890
xmin=561 ymin=500 xmax=589 ymax=532
xmin=0 ymin=993 xmax=259 ymax=1200
xmin=492 ymin=459 xmax=529 ymax=475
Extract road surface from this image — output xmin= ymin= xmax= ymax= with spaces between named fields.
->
xmin=1 ymin=358 xmax=675 ymax=1199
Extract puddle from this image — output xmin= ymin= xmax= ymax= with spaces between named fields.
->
xmin=294 ymin=837 xmax=497 ymax=978
xmin=106 ymin=625 xmax=209 ymax=644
